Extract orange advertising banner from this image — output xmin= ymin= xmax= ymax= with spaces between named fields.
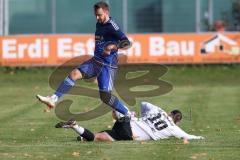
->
xmin=0 ymin=33 xmax=240 ymax=66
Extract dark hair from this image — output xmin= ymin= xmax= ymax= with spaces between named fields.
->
xmin=171 ymin=109 xmax=182 ymax=124
xmin=94 ymin=1 xmax=109 ymax=11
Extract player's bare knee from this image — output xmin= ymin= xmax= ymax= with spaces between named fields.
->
xmin=70 ymin=69 xmax=82 ymax=80
xmin=94 ymin=133 xmax=104 ymax=141
xmin=94 ymin=133 xmax=113 ymax=141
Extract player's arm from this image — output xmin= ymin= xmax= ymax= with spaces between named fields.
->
xmin=172 ymin=125 xmax=204 ymax=140
xmin=103 ymin=23 xmax=132 ymax=55
xmin=110 ymin=23 xmax=132 ymax=50
xmin=117 ymin=37 xmax=132 ymax=50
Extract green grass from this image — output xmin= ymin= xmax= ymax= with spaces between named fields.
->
xmin=0 ymin=65 xmax=240 ymax=160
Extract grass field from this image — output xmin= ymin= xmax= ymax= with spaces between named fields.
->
xmin=0 ymin=65 xmax=240 ymax=160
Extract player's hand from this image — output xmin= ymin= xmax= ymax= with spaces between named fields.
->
xmin=103 ymin=44 xmax=117 ymax=55
xmin=197 ymin=136 xmax=205 ymax=140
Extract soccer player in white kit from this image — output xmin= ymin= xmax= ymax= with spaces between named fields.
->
xmin=130 ymin=102 xmax=204 ymax=141
xmin=55 ymin=102 xmax=204 ymax=141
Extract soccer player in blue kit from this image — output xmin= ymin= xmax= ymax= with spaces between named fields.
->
xmin=37 ymin=1 xmax=132 ymax=117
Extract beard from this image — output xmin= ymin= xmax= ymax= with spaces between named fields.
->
xmin=98 ymin=17 xmax=106 ymax=24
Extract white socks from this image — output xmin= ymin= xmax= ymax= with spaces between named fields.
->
xmin=72 ymin=125 xmax=85 ymax=135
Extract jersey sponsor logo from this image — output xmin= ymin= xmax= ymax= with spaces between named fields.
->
xmin=95 ymin=35 xmax=104 ymax=41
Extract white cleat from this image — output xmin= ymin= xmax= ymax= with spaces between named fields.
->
xmin=36 ymin=95 xmax=57 ymax=109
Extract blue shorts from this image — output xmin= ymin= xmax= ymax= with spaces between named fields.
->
xmin=78 ymin=58 xmax=117 ymax=92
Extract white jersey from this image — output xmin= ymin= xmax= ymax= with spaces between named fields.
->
xmin=130 ymin=102 xmax=203 ymax=141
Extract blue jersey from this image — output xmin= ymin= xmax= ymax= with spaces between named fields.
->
xmin=94 ymin=18 xmax=128 ymax=67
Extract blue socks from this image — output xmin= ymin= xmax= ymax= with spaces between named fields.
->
xmin=54 ymin=76 xmax=75 ymax=98
xmin=111 ymin=97 xmax=129 ymax=115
